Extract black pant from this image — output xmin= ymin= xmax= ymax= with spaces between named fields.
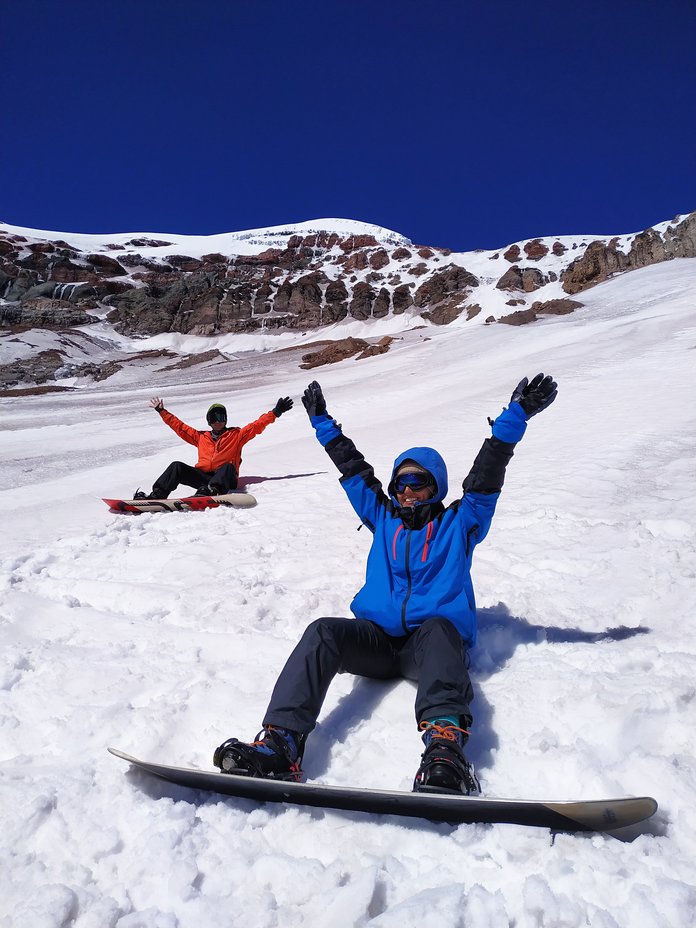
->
xmin=153 ymin=461 xmax=238 ymax=497
xmin=263 ymin=616 xmax=473 ymax=736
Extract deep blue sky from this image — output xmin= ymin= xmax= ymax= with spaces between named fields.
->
xmin=3 ymin=0 xmax=695 ymax=251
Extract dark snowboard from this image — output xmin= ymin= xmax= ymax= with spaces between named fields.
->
xmin=108 ymin=748 xmax=657 ymax=831
xmin=102 ymin=492 xmax=257 ymax=514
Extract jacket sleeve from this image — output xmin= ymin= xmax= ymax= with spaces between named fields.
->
xmin=237 ymin=410 xmax=278 ymax=444
xmin=458 ymin=402 xmax=527 ymax=542
xmin=159 ymin=409 xmax=201 ymax=447
xmin=309 ymin=413 xmax=388 ymax=531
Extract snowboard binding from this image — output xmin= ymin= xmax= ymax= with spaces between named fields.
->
xmin=213 ymin=727 xmax=304 ymax=782
xmin=413 ymin=722 xmax=480 ymax=796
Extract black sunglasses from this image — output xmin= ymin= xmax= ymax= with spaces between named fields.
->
xmin=208 ymin=410 xmax=227 ymax=423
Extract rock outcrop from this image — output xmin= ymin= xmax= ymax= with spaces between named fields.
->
xmin=495 ymin=266 xmax=548 ymax=293
xmin=561 ymin=213 xmax=696 ymax=294
xmin=0 ymin=299 xmax=98 ymax=329
xmin=498 ymin=298 xmax=584 ymax=326
xmin=1 ymin=210 xmax=693 ymax=362
xmin=300 ymin=336 xmax=394 ymax=369
xmin=0 ymin=349 xmax=121 ymax=388
xmin=0 ymin=228 xmax=475 ymax=337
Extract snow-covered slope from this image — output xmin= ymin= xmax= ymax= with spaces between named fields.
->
xmin=0 ymin=217 xmax=410 ymax=258
xmin=1 ymin=258 xmax=695 ymax=926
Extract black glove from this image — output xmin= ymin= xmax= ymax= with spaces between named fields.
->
xmin=510 ymin=373 xmax=557 ymax=418
xmin=301 ymin=381 xmax=327 ymax=417
xmin=272 ymin=396 xmax=294 ymax=417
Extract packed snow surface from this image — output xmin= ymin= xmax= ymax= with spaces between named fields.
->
xmin=1 ymin=259 xmax=696 ymax=927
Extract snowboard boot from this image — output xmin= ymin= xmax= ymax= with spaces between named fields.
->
xmin=413 ymin=720 xmax=480 ymax=795
xmin=133 ymin=487 xmax=164 ymax=500
xmin=213 ymin=726 xmax=305 ymax=782
xmin=194 ymin=484 xmax=213 ymax=497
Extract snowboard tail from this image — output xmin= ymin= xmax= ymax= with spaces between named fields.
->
xmin=102 ymin=492 xmax=257 ymax=513
xmin=108 ymin=748 xmax=657 ymax=832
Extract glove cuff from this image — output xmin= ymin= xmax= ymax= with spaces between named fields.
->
xmin=311 ymin=413 xmax=340 ymax=447
xmin=490 ymin=401 xmax=528 ymax=442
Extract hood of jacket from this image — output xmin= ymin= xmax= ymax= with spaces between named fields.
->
xmin=387 ymin=447 xmax=448 ymax=528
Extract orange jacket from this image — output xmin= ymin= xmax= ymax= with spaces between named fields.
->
xmin=158 ymin=408 xmax=277 ymax=473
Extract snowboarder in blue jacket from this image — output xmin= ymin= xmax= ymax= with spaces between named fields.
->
xmin=214 ymin=374 xmax=557 ymax=793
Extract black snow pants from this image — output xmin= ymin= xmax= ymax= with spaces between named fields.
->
xmin=153 ymin=461 xmax=238 ymax=497
xmin=262 ymin=616 xmax=474 ymax=736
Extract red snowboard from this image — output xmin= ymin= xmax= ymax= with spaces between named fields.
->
xmin=102 ymin=492 xmax=257 ymax=514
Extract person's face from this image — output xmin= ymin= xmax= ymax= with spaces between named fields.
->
xmin=209 ymin=411 xmax=227 ymax=432
xmin=397 ymin=484 xmax=434 ymax=508
xmin=394 ymin=471 xmax=435 ymax=508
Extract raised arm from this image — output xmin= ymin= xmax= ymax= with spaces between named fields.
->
xmin=149 ymin=397 xmax=200 ymax=446
xmin=460 ymin=373 xmax=557 ymax=531
xmin=231 ymin=396 xmax=293 ymax=443
xmin=302 ymin=381 xmax=388 ymax=531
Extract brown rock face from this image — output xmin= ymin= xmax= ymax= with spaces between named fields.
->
xmin=498 ymin=308 xmax=538 ymax=326
xmin=168 ymin=255 xmax=205 ymax=272
xmin=414 ymin=266 xmax=479 ymax=307
xmin=392 ymin=284 xmax=414 ymax=314
xmin=339 ymin=235 xmax=380 ymax=252
xmin=0 ymin=349 xmax=66 ymax=387
xmin=524 ymin=239 xmax=549 ymax=260
xmin=560 ymin=241 xmax=627 ymax=294
xmin=496 ymin=266 xmax=548 ymax=292
xmin=3 ymin=211 xmax=693 ymax=343
xmin=422 ymin=296 xmax=466 ymax=325
xmin=324 ymin=279 xmax=349 ymax=322
xmin=369 ymin=249 xmax=390 ymax=270
xmin=373 ymin=287 xmax=391 ymax=318
xmin=349 ymin=282 xmax=377 ymax=320
xmin=85 ymin=254 xmax=128 ymax=276
xmin=498 ymin=298 xmax=584 ymax=326
xmin=106 ymin=273 xmax=224 ymax=335
xmin=300 ymin=336 xmax=391 ymax=369
xmin=561 ymin=212 xmax=696 ymax=294
xmin=410 ymin=263 xmax=429 ymax=277
xmin=126 ymin=238 xmax=174 ymax=248
xmin=530 ymin=298 xmax=584 ymax=315
xmin=0 ymin=300 xmax=98 ymax=329
xmin=341 ymin=251 xmax=369 ymax=272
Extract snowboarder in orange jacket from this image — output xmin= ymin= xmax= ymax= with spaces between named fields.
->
xmin=133 ymin=395 xmax=293 ymax=499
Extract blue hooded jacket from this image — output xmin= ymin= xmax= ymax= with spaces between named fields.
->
xmin=310 ymin=401 xmax=526 ymax=646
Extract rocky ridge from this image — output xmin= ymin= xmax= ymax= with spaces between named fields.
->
xmin=1 ymin=212 xmax=694 ymax=390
